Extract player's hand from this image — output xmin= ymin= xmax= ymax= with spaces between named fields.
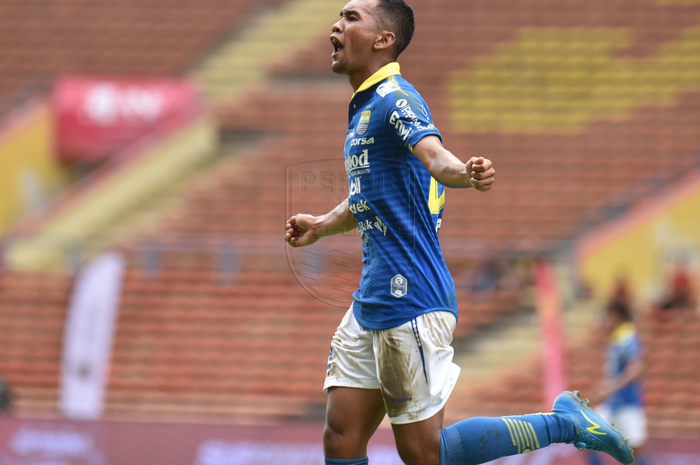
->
xmin=592 ymin=381 xmax=614 ymax=404
xmin=466 ymin=157 xmax=495 ymax=192
xmin=285 ymin=214 xmax=321 ymax=247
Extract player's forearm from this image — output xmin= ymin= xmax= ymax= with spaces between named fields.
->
xmin=610 ymin=360 xmax=643 ymax=392
xmin=428 ymin=148 xmax=472 ymax=188
xmin=314 ymin=198 xmax=358 ymax=237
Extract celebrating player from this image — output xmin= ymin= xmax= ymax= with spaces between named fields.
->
xmin=285 ymin=1 xmax=634 ymax=464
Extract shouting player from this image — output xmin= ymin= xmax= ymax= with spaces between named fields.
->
xmin=285 ymin=1 xmax=635 ymax=464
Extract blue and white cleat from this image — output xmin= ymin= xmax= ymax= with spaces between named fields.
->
xmin=552 ymin=390 xmax=634 ymax=465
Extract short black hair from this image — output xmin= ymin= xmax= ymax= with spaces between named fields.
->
xmin=375 ymin=0 xmax=415 ymax=58
xmin=607 ymin=300 xmax=632 ymax=322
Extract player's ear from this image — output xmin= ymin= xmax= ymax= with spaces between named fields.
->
xmin=374 ymin=30 xmax=396 ymax=52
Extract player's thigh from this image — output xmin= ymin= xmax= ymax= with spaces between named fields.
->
xmin=373 ymin=311 xmax=460 ymax=425
xmin=391 ymin=406 xmax=445 ymax=465
xmin=324 ymin=387 xmax=386 ymax=458
xmin=374 ymin=311 xmax=460 ymax=465
xmin=323 ymin=306 xmax=386 ymax=458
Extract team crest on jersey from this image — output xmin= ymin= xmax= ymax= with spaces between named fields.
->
xmin=357 ymin=110 xmax=371 ymax=135
xmin=391 ymin=274 xmax=408 ymax=298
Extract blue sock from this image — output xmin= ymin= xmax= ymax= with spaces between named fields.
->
xmin=440 ymin=413 xmax=576 ymax=465
xmin=325 ymin=457 xmax=369 ymax=465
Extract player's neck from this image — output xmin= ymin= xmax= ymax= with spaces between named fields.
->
xmin=348 ymin=59 xmax=394 ymax=92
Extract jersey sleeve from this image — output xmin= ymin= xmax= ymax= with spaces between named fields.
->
xmin=382 ymin=90 xmax=442 ymax=152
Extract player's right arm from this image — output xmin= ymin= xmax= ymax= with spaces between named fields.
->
xmin=285 ymin=197 xmax=357 ymax=248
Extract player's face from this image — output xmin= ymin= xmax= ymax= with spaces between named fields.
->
xmin=330 ymin=0 xmax=383 ymax=75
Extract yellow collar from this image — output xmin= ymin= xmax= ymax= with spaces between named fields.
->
xmin=611 ymin=322 xmax=636 ymax=344
xmin=353 ymin=62 xmax=401 ymax=97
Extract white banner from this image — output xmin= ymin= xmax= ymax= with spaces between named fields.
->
xmin=59 ymin=253 xmax=126 ymax=419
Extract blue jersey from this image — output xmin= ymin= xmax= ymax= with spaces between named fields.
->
xmin=606 ymin=322 xmax=644 ymax=410
xmin=343 ymin=63 xmax=458 ymax=330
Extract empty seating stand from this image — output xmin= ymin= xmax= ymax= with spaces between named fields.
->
xmin=0 ymin=0 xmax=293 ymax=104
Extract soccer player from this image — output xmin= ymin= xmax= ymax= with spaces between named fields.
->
xmin=589 ymin=301 xmax=647 ymax=465
xmin=284 ymin=1 xmax=635 ymax=464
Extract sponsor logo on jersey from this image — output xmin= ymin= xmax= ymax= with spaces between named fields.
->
xmin=346 ymin=130 xmax=355 ymax=140
xmin=345 ymin=149 xmax=369 ymax=174
xmin=389 ymin=96 xmax=435 ymax=141
xmin=389 ymin=110 xmax=413 ymax=141
xmin=376 ymin=81 xmax=400 ymax=97
xmin=374 ymin=215 xmax=388 ymax=236
xmin=357 ymin=215 xmax=388 ymax=236
xmin=350 ymin=137 xmax=374 ymax=146
xmin=399 ymin=104 xmax=421 ymax=126
xmin=358 ymin=219 xmax=373 ymax=233
xmin=349 ymin=200 xmax=370 ymax=214
xmin=349 ymin=177 xmax=361 ymax=196
xmin=420 ymin=103 xmax=428 ymax=117
xmin=357 ymin=110 xmax=371 ymax=135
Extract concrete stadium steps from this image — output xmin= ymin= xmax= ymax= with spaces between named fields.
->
xmin=0 ymin=0 xmax=287 ymax=101
xmin=66 ymin=139 xmax=259 ymax=260
xmin=5 ymin=116 xmax=218 ymax=271
xmin=190 ymin=0 xmax=347 ymax=104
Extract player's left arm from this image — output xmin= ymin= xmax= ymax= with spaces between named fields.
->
xmin=600 ymin=359 xmax=643 ymax=399
xmin=600 ymin=339 xmax=644 ymax=400
xmin=412 ymin=135 xmax=495 ymax=191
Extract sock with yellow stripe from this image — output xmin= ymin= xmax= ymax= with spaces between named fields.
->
xmin=440 ymin=414 xmax=576 ymax=465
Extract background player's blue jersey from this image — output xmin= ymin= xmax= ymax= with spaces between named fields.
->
xmin=605 ymin=322 xmax=644 ymax=410
xmin=343 ymin=63 xmax=458 ymax=330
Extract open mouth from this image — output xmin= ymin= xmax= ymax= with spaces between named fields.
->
xmin=331 ymin=36 xmax=344 ymax=55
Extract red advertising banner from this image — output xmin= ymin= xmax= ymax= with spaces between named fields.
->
xmin=534 ymin=260 xmax=566 ymax=409
xmin=53 ymin=77 xmax=200 ymax=164
xmin=0 ymin=417 xmax=695 ymax=465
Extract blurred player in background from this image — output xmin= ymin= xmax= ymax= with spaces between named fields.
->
xmin=590 ymin=301 xmax=648 ymax=465
xmin=285 ymin=0 xmax=634 ymax=464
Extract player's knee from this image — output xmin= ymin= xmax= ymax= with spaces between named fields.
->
xmin=396 ymin=441 xmax=440 ymax=465
xmin=323 ymin=423 xmax=365 ymax=458
xmin=323 ymin=423 xmax=343 ymax=455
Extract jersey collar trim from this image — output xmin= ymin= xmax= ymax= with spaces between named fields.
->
xmin=353 ymin=62 xmax=401 ymax=97
xmin=611 ymin=321 xmax=636 ymax=344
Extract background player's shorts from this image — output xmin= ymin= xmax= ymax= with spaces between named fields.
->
xmin=324 ymin=305 xmax=461 ymax=425
xmin=597 ymin=404 xmax=648 ymax=448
